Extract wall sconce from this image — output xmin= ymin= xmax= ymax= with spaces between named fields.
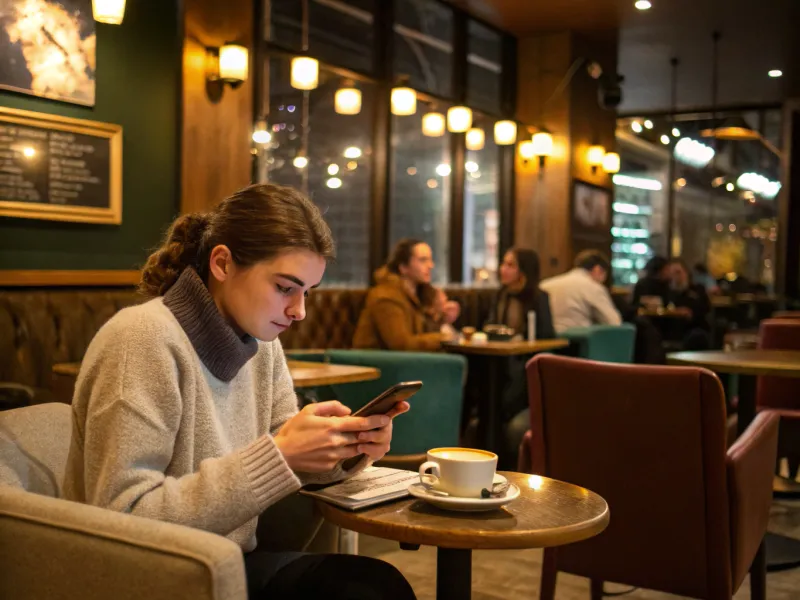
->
xmin=466 ymin=128 xmax=485 ymax=151
xmin=494 ymin=120 xmax=517 ymax=145
xmin=335 ymin=84 xmax=361 ymax=115
xmin=206 ymin=43 xmax=248 ymax=89
xmin=93 ymin=0 xmax=126 ymax=24
xmin=422 ymin=112 xmax=446 ymax=137
xmin=587 ymin=145 xmax=605 ymax=174
xmin=447 ymin=106 xmax=472 ymax=132
xmin=391 ymin=87 xmax=417 ymax=116
xmin=291 ymin=57 xmax=319 ymax=90
xmin=531 ymin=131 xmax=554 ymax=168
xmin=602 ymin=152 xmax=620 ymax=173
xmin=519 ymin=140 xmax=535 ymax=160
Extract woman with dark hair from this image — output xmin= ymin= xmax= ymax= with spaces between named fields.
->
xmin=632 ymin=255 xmax=671 ymax=308
xmin=669 ymin=258 xmax=712 ymax=350
xmin=64 ymin=184 xmax=415 ymax=600
xmin=352 ymin=238 xmax=450 ymax=351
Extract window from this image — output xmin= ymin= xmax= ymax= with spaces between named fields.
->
xmin=394 ymin=0 xmax=453 ymax=98
xmin=259 ymin=57 xmax=373 ymax=285
xmin=467 ymin=20 xmax=502 ymax=114
xmin=389 ymin=99 xmax=452 ymax=285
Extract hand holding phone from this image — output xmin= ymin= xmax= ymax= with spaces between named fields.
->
xmin=352 ymin=381 xmax=423 ymax=418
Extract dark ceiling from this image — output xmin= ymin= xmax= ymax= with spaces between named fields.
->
xmin=448 ymin=0 xmax=799 ymax=114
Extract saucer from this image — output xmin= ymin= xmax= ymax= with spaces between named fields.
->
xmin=408 ymin=473 xmax=520 ymax=512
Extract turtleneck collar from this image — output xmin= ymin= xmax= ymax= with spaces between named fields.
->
xmin=163 ymin=268 xmax=258 ymax=382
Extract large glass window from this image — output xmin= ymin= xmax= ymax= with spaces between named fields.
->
xmin=467 ymin=20 xmax=502 ymax=114
xmin=394 ymin=0 xmax=453 ymax=98
xmin=259 ymin=57 xmax=373 ymax=285
xmin=389 ymin=99 xmax=452 ymax=285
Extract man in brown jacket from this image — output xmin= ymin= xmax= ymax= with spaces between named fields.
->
xmin=353 ymin=239 xmax=452 ymax=351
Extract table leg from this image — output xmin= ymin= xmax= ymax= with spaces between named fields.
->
xmin=437 ymin=547 xmax=472 ymax=600
xmin=737 ymin=375 xmax=800 ymax=571
xmin=474 ymin=357 xmax=502 ymax=454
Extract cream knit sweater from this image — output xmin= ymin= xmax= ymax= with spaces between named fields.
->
xmin=63 ymin=268 xmax=364 ymax=551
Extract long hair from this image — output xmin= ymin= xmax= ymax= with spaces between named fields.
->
xmin=509 ymin=248 xmax=542 ymax=302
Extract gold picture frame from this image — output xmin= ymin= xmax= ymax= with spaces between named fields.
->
xmin=0 ymin=107 xmax=122 ymax=225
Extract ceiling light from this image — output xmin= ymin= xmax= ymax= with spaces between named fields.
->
xmin=292 ymin=156 xmax=308 ymax=169
xmin=326 ymin=177 xmax=342 ymax=189
xmin=391 ymin=87 xmax=416 ymax=116
xmin=737 ymin=172 xmax=782 ymax=199
xmin=660 ymin=134 xmax=670 ymax=145
xmin=671 ymin=127 xmax=680 ymax=137
xmin=435 ymin=164 xmax=451 ymax=177
xmin=612 ymin=174 xmax=663 ymax=191
xmin=466 ymin=128 xmax=485 ymax=151
xmin=769 ymin=69 xmax=783 ymax=78
xmin=674 ymin=137 xmax=714 ymax=168
xmin=494 ymin=120 xmax=517 ymax=145
xmin=465 ymin=160 xmax=479 ymax=173
xmin=700 ymin=118 xmax=760 ymax=141
xmin=343 ymin=146 xmax=362 ymax=159
xmin=644 ymin=120 xmax=653 ymax=129
xmin=447 ymin=106 xmax=473 ymax=133
xmin=334 ymin=87 xmax=361 ymax=115
xmin=634 ymin=0 xmax=652 ymax=10
xmin=328 ymin=164 xmax=340 ymax=176
xmin=290 ymin=57 xmax=318 ymax=90
xmin=631 ymin=121 xmax=643 ymax=133
xmin=422 ymin=112 xmax=446 ymax=137
xmin=93 ymin=0 xmax=127 ymax=24
xmin=726 ymin=182 xmax=735 ymax=192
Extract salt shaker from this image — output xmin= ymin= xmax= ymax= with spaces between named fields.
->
xmin=527 ymin=310 xmax=536 ymax=342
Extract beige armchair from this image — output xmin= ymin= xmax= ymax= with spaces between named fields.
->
xmin=0 ymin=403 xmax=338 ymax=600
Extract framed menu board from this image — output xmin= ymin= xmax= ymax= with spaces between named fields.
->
xmin=0 ymin=108 xmax=121 ymax=225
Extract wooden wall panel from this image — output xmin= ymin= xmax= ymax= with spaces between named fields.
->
xmin=182 ymin=0 xmax=254 ymax=214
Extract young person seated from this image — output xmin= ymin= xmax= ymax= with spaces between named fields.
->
xmin=668 ymin=258 xmax=712 ymax=350
xmin=63 ymin=184 xmax=416 ymax=600
xmin=353 ymin=238 xmax=453 ymax=351
xmin=632 ymin=256 xmax=671 ymax=309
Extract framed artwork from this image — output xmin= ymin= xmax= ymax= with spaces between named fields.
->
xmin=0 ymin=107 xmax=122 ymax=224
xmin=572 ymin=179 xmax=611 ymax=239
xmin=0 ymin=0 xmax=96 ymax=106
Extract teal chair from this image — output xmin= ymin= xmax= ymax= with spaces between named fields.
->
xmin=561 ymin=324 xmax=636 ymax=363
xmin=326 ymin=349 xmax=467 ymax=470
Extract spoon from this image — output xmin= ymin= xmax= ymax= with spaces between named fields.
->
xmin=481 ymin=481 xmax=510 ymax=499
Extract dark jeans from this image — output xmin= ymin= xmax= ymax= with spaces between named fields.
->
xmin=245 ymin=551 xmax=416 ymax=600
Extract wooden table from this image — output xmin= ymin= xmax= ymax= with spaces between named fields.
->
xmin=443 ymin=339 xmax=569 ymax=454
xmin=667 ymin=349 xmax=800 ymax=571
xmin=316 ymin=471 xmax=609 ymax=600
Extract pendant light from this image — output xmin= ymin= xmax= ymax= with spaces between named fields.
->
xmin=291 ymin=57 xmax=319 ymax=90
xmin=422 ymin=112 xmax=446 ymax=137
xmin=465 ymin=128 xmax=485 ymax=151
xmin=92 ymin=0 xmax=126 ymax=24
xmin=391 ymin=87 xmax=416 ymax=116
xmin=494 ymin=120 xmax=517 ymax=145
xmin=335 ymin=85 xmax=361 ymax=115
xmin=447 ymin=106 xmax=472 ymax=132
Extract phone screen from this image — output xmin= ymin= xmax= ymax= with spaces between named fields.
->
xmin=353 ymin=381 xmax=423 ymax=417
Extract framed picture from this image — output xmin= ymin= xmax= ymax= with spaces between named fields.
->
xmin=0 ymin=0 xmax=96 ymax=106
xmin=0 ymin=107 xmax=122 ymax=224
xmin=572 ymin=179 xmax=611 ymax=239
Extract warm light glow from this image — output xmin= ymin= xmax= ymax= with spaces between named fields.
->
xmin=631 ymin=121 xmax=643 ymax=133
xmin=93 ymin=0 xmax=126 ymax=24
xmin=528 ymin=475 xmax=544 ymax=490
xmin=644 ymin=120 xmax=653 ymax=129
xmin=674 ymin=138 xmax=715 ymax=168
xmin=328 ymin=164 xmax=340 ymax=176
xmin=447 ymin=106 xmax=472 ymax=132
xmin=326 ymin=177 xmax=342 ymax=189
xmin=519 ymin=141 xmax=535 ymax=160
xmin=347 ymin=161 xmax=358 ymax=170
xmin=737 ymin=172 xmax=782 ymax=199
xmin=602 ymin=152 xmax=621 ymax=173
xmin=407 ymin=167 xmax=417 ymax=176
xmin=465 ymin=161 xmax=479 ymax=173
xmin=391 ymin=87 xmax=416 ymax=116
xmin=252 ymin=120 xmax=270 ymax=144
xmin=726 ymin=182 xmax=735 ymax=192
xmin=22 ymin=147 xmax=35 ymax=158
xmin=219 ymin=44 xmax=249 ymax=83
xmin=675 ymin=177 xmax=687 ymax=188
xmin=343 ymin=146 xmax=362 ymax=159
xmin=335 ymin=88 xmax=362 ymax=115
xmin=422 ymin=112 xmax=446 ymax=137
xmin=291 ymin=57 xmax=319 ymax=90
xmin=293 ymin=156 xmax=308 ymax=169
xmin=660 ymin=134 xmax=670 ymax=145
xmin=435 ymin=164 xmax=451 ymax=177
xmin=466 ymin=128 xmax=485 ymax=151
xmin=587 ymin=145 xmax=605 ymax=167
xmin=729 ymin=224 xmax=737 ymax=232
xmin=769 ymin=69 xmax=783 ymax=78
xmin=672 ymin=127 xmax=680 ymax=137
xmin=634 ymin=0 xmax=652 ymax=10
xmin=613 ymin=174 xmax=662 ymax=191
xmin=426 ymin=178 xmax=438 ymax=189
xmin=494 ymin=120 xmax=517 ymax=145
xmin=531 ymin=132 xmax=554 ymax=157
xmin=716 ymin=223 xmax=723 ymax=232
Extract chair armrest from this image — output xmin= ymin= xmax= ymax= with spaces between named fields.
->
xmin=517 ymin=429 xmax=533 ymax=473
xmin=0 ymin=487 xmax=246 ymax=600
xmin=726 ymin=410 xmax=779 ymax=589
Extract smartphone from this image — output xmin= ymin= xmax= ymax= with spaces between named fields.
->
xmin=352 ymin=381 xmax=423 ymax=417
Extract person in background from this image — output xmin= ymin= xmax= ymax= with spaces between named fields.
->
xmin=632 ymin=256 xmax=671 ymax=308
xmin=353 ymin=239 xmax=449 ymax=351
xmin=63 ymin=184 xmax=415 ymax=599
xmin=539 ymin=250 xmax=622 ymax=333
xmin=420 ymin=284 xmax=461 ymax=339
xmin=669 ymin=258 xmax=712 ymax=350
xmin=693 ymin=263 xmax=720 ymax=294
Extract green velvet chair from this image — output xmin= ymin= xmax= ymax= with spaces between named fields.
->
xmin=325 ymin=349 xmax=467 ymax=470
xmin=560 ymin=324 xmax=637 ymax=364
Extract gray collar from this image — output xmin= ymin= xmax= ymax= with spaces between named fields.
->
xmin=163 ymin=268 xmax=258 ymax=382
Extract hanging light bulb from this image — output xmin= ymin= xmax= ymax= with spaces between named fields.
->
xmin=602 ymin=152 xmax=621 ymax=174
xmin=531 ymin=132 xmax=554 ymax=157
xmin=494 ymin=121 xmax=517 ymax=145
xmin=93 ymin=0 xmax=126 ymax=24
xmin=335 ymin=87 xmax=361 ymax=115
xmin=391 ymin=87 xmax=416 ymax=116
xmin=252 ymin=120 xmax=271 ymax=144
xmin=422 ymin=112 xmax=446 ymax=137
xmin=465 ymin=128 xmax=485 ymax=151
xmin=291 ymin=57 xmax=319 ymax=90
xmin=447 ymin=106 xmax=472 ymax=132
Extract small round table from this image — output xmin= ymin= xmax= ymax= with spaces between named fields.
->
xmin=316 ymin=471 xmax=609 ymax=600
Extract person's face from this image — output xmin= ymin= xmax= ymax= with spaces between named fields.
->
xmin=399 ymin=243 xmax=434 ymax=285
xmin=671 ymin=263 xmax=689 ymax=288
xmin=209 ymin=247 xmax=326 ymax=341
xmin=590 ymin=265 xmax=608 ymax=284
xmin=658 ymin=265 xmax=672 ymax=281
xmin=499 ymin=251 xmax=521 ymax=287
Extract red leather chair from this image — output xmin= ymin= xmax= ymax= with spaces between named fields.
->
xmin=773 ymin=311 xmax=800 ymax=320
xmin=757 ymin=318 xmax=800 ymax=477
xmin=519 ymin=354 xmax=778 ymax=600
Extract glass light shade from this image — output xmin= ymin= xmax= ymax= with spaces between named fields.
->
xmin=391 ymin=87 xmax=416 ymax=116
xmin=465 ymin=128 xmax=485 ymax=151
xmin=447 ymin=106 xmax=472 ymax=132
xmin=252 ymin=120 xmax=270 ymax=144
xmin=519 ymin=141 xmax=535 ymax=160
xmin=587 ymin=145 xmax=605 ymax=166
xmin=531 ymin=132 xmax=554 ymax=157
xmin=335 ymin=88 xmax=361 ymax=115
xmin=93 ymin=0 xmax=126 ymax=24
xmin=422 ymin=112 xmax=446 ymax=137
xmin=602 ymin=152 xmax=620 ymax=173
xmin=291 ymin=57 xmax=319 ymax=90
xmin=219 ymin=44 xmax=249 ymax=83
xmin=494 ymin=120 xmax=517 ymax=145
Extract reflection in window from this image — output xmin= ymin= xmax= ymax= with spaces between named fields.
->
xmin=258 ymin=57 xmax=372 ymax=285
xmin=463 ymin=115 xmax=499 ymax=283
xmin=389 ymin=100 xmax=451 ymax=285
xmin=467 ymin=20 xmax=502 ymax=114
xmin=394 ymin=0 xmax=453 ymax=98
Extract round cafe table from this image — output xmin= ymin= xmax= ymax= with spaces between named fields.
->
xmin=316 ymin=471 xmax=609 ymax=600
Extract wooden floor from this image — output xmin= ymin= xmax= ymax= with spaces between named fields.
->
xmin=361 ymin=496 xmax=800 ymax=599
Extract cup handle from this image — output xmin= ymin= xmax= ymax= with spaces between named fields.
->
xmin=419 ymin=461 xmax=440 ymax=489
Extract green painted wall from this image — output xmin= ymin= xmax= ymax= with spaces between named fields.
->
xmin=0 ymin=1 xmax=181 ymax=271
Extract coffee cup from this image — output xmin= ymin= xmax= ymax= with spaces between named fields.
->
xmin=418 ymin=447 xmax=497 ymax=498
xmin=461 ymin=326 xmax=476 ymax=341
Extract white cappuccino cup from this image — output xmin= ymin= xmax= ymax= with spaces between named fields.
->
xmin=418 ymin=447 xmax=498 ymax=498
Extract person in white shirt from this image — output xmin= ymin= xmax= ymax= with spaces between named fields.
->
xmin=540 ymin=250 xmax=622 ymax=333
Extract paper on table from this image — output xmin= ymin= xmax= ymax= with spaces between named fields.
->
xmin=301 ymin=466 xmax=418 ymax=510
